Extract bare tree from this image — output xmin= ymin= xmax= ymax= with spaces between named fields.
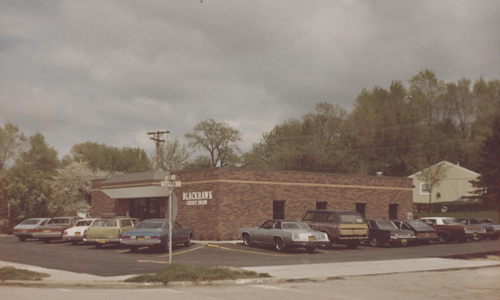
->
xmin=416 ymin=161 xmax=451 ymax=211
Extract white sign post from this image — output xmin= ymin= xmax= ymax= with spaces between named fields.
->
xmin=161 ymin=175 xmax=181 ymax=265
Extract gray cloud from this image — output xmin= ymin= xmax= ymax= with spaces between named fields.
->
xmin=1 ymin=0 xmax=499 ymax=159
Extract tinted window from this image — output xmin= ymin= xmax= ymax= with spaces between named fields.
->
xmin=121 ymin=220 xmax=132 ymax=227
xmin=137 ymin=222 xmax=165 ymax=229
xmin=20 ymin=219 xmax=43 ymax=225
xmin=302 ymin=212 xmax=314 ymax=221
xmin=314 ymin=212 xmax=329 ymax=222
xmin=261 ymin=221 xmax=275 ymax=229
xmin=340 ymin=214 xmax=365 ymax=224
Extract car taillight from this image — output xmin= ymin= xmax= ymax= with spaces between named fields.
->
xmin=122 ymin=236 xmax=130 ymax=239
xmin=14 ymin=229 xmax=21 ymax=233
xmin=151 ymin=236 xmax=159 ymax=239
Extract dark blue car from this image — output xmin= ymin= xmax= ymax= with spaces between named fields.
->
xmin=120 ymin=219 xmax=195 ymax=253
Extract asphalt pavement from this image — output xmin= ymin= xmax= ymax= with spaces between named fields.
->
xmin=1 ymin=240 xmax=500 ymax=288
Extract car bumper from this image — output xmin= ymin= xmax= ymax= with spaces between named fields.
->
xmin=288 ymin=240 xmax=329 ymax=248
xmin=121 ymin=239 xmax=163 ymax=246
xmin=64 ymin=236 xmax=85 ymax=242
xmin=33 ymin=233 xmax=62 ymax=238
xmin=84 ymin=238 xmax=121 ymax=244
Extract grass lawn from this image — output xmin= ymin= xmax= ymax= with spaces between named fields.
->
xmin=125 ymin=264 xmax=270 ymax=283
xmin=0 ymin=267 xmax=50 ymax=281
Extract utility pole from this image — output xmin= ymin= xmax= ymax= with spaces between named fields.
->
xmin=147 ymin=131 xmax=169 ymax=171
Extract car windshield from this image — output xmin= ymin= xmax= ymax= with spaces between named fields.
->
xmin=479 ymin=219 xmax=495 ymax=224
xmin=375 ymin=220 xmax=398 ymax=230
xmin=442 ymin=218 xmax=461 ymax=225
xmin=92 ymin=220 xmax=117 ymax=227
xmin=406 ymin=220 xmax=432 ymax=229
xmin=282 ymin=222 xmax=310 ymax=230
xmin=136 ymin=222 xmax=166 ymax=229
xmin=340 ymin=214 xmax=365 ymax=224
xmin=47 ymin=219 xmax=70 ymax=225
xmin=20 ymin=219 xmax=42 ymax=225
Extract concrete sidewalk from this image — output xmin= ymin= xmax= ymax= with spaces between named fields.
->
xmin=1 ymin=257 xmax=500 ymax=288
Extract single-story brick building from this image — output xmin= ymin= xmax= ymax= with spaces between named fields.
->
xmin=91 ymin=168 xmax=413 ymax=240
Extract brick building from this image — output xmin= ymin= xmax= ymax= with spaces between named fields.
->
xmin=91 ymin=168 xmax=413 ymax=240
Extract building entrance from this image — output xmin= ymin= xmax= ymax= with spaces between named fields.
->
xmin=130 ymin=198 xmax=166 ymax=220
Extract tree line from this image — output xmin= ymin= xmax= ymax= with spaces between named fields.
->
xmin=1 ymin=69 xmax=499 ymax=224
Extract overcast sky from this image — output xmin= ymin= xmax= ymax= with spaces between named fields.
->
xmin=1 ymin=1 xmax=499 ymax=160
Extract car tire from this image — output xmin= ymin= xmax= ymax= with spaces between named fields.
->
xmin=130 ymin=246 xmax=139 ymax=253
xmin=274 ymin=238 xmax=286 ymax=252
xmin=18 ymin=236 xmax=27 ymax=242
xmin=184 ymin=234 xmax=192 ymax=247
xmin=346 ymin=241 xmax=359 ymax=249
xmin=490 ymin=234 xmax=500 ymax=241
xmin=242 ymin=234 xmax=253 ymax=247
xmin=369 ymin=237 xmax=379 ymax=247
xmin=438 ymin=233 xmax=450 ymax=244
xmin=305 ymin=246 xmax=316 ymax=253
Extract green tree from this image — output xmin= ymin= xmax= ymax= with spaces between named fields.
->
xmin=157 ymin=135 xmax=192 ymax=171
xmin=185 ymin=119 xmax=242 ymax=167
xmin=0 ymin=123 xmax=25 ymax=171
xmin=64 ymin=142 xmax=151 ymax=173
xmin=472 ymin=114 xmax=500 ymax=217
xmin=182 ymin=155 xmax=213 ymax=170
xmin=7 ymin=132 xmax=59 ymax=221
xmin=409 ymin=69 xmax=446 ymax=126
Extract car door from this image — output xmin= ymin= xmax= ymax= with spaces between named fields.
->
xmin=254 ymin=220 xmax=275 ymax=245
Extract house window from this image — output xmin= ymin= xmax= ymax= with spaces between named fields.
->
xmin=273 ymin=201 xmax=285 ymax=220
xmin=316 ymin=202 xmax=327 ymax=210
xmin=420 ymin=183 xmax=430 ymax=195
xmin=389 ymin=204 xmax=398 ymax=220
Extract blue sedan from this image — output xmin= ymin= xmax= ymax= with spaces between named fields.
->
xmin=120 ymin=219 xmax=195 ymax=253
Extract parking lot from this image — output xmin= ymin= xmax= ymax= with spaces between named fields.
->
xmin=1 ymin=235 xmax=499 ymax=277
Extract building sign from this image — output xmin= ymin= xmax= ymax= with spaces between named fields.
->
xmin=183 ymin=191 xmax=212 ymax=206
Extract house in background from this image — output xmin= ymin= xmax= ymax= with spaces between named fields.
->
xmin=408 ymin=161 xmax=480 ymax=204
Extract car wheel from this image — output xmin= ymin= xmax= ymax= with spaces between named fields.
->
xmin=95 ymin=243 xmax=102 ymax=249
xmin=18 ymin=236 xmax=27 ymax=242
xmin=305 ymin=246 xmax=316 ymax=253
xmin=438 ymin=233 xmax=450 ymax=244
xmin=346 ymin=241 xmax=359 ymax=249
xmin=184 ymin=234 xmax=192 ymax=247
xmin=130 ymin=246 xmax=139 ymax=253
xmin=71 ymin=241 xmax=79 ymax=245
xmin=369 ymin=237 xmax=379 ymax=247
xmin=274 ymin=238 xmax=286 ymax=252
xmin=490 ymin=234 xmax=500 ymax=241
xmin=441 ymin=205 xmax=449 ymax=213
xmin=242 ymin=234 xmax=253 ymax=247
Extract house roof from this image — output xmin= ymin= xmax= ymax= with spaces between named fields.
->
xmin=407 ymin=161 xmax=479 ymax=178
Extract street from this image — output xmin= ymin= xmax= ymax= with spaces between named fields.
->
xmin=1 ymin=266 xmax=499 ymax=300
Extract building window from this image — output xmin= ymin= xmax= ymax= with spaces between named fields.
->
xmin=273 ymin=201 xmax=285 ymax=220
xmin=130 ymin=198 xmax=166 ymax=220
xmin=389 ymin=204 xmax=398 ymax=220
xmin=356 ymin=203 xmax=366 ymax=218
xmin=316 ymin=202 xmax=327 ymax=210
xmin=420 ymin=183 xmax=430 ymax=195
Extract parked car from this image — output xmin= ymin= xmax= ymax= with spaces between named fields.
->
xmin=392 ymin=219 xmax=438 ymax=245
xmin=455 ymin=218 xmax=500 ymax=241
xmin=121 ymin=219 xmax=195 ymax=253
xmin=84 ymin=216 xmax=140 ymax=248
xmin=63 ymin=219 xmax=96 ymax=245
xmin=440 ymin=196 xmax=487 ymax=213
xmin=301 ymin=210 xmax=368 ymax=249
xmin=32 ymin=217 xmax=82 ymax=243
xmin=239 ymin=219 xmax=330 ymax=252
xmin=420 ymin=217 xmax=486 ymax=243
xmin=366 ymin=219 xmax=416 ymax=247
xmin=13 ymin=218 xmax=50 ymax=241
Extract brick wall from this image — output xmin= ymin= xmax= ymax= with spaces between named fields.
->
xmin=91 ymin=179 xmax=130 ymax=218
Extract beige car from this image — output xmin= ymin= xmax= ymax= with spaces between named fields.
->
xmin=84 ymin=217 xmax=140 ymax=248
xmin=302 ymin=210 xmax=369 ymax=249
